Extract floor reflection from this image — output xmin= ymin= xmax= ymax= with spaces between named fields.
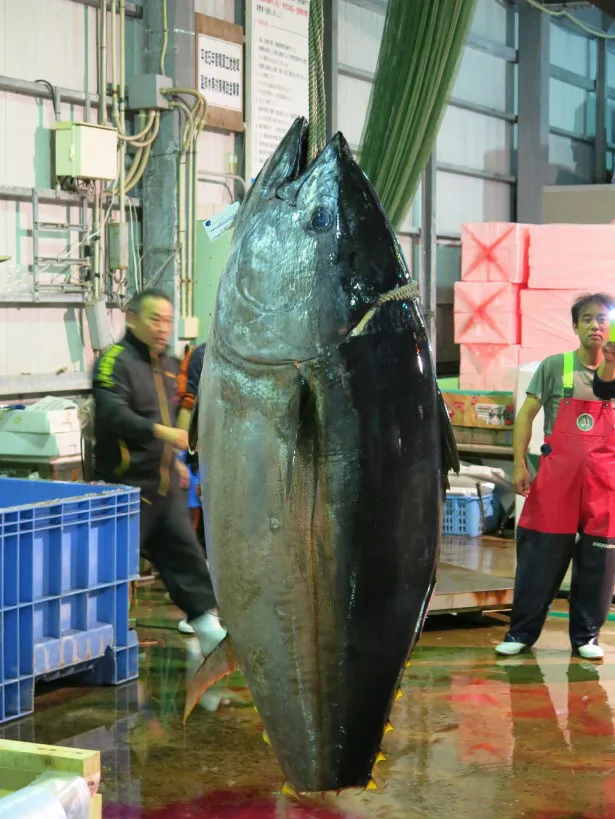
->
xmin=2 ymin=595 xmax=615 ymax=818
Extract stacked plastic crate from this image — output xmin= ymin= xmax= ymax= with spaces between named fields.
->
xmin=0 ymin=478 xmax=140 ymax=725
xmin=520 ymin=225 xmax=615 ymax=365
xmin=455 ymin=223 xmax=529 ymax=391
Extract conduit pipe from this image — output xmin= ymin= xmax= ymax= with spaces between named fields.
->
xmin=162 ymin=88 xmax=207 ymax=318
xmin=172 ymin=100 xmax=193 ymax=318
xmin=119 ymin=0 xmax=127 ymax=237
xmin=189 ymin=97 xmax=208 ymax=318
xmin=98 ymin=0 xmax=107 ymax=126
xmin=94 ymin=0 xmax=108 ymax=297
xmin=160 ymin=0 xmax=169 ymax=76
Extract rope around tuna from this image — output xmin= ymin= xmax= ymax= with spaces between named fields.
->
xmin=349 ymin=281 xmax=420 ymax=338
xmin=306 ymin=1 xmax=419 ymax=334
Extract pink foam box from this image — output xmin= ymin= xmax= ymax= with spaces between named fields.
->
xmin=454 ymin=282 xmax=521 ymax=345
xmin=528 ymin=225 xmax=615 ymax=290
xmin=459 ymin=344 xmax=520 ymax=392
xmin=461 ymin=222 xmax=530 ymax=284
xmin=459 ymin=372 xmax=519 ymax=391
xmin=520 ymin=289 xmax=584 ymax=349
xmin=518 ymin=342 xmax=576 ymax=367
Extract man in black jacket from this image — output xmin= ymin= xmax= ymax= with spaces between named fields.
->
xmin=92 ymin=288 xmax=225 ymax=658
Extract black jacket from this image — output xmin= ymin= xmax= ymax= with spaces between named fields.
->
xmin=187 ymin=343 xmax=206 ymax=399
xmin=593 ymin=372 xmax=615 ymax=400
xmin=92 ymin=330 xmax=180 ymax=499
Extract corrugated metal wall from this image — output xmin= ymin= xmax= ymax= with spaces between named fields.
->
xmin=0 ymin=0 xmax=236 ymax=391
xmin=0 ymin=0 xmax=103 ymax=383
xmin=0 ymin=0 xmax=610 ymax=390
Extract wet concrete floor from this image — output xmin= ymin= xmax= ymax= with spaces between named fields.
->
xmin=3 ymin=545 xmax=615 ymax=819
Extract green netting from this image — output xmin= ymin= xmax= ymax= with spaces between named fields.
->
xmin=360 ymin=0 xmax=477 ymax=229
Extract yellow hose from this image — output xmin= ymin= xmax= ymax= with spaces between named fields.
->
xmin=112 ymin=114 xmax=159 ymax=195
xmin=117 ymin=109 xmax=156 ymax=143
xmin=125 ymin=143 xmax=153 ymax=193
xmin=126 ymin=112 xmax=161 ymax=148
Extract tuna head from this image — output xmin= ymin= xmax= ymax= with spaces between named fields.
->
xmin=214 ymin=117 xmax=409 ymax=364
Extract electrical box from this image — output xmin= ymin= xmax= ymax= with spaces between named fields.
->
xmin=86 ymin=299 xmax=115 ymax=351
xmin=179 ymin=316 xmax=200 ymax=339
xmin=127 ymin=74 xmax=174 ymax=111
xmin=55 ymin=122 xmax=118 ymax=181
xmin=107 ymin=221 xmax=130 ymax=270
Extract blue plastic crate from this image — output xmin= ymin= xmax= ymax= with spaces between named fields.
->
xmin=0 ymin=478 xmax=140 ymax=724
xmin=443 ymin=490 xmax=499 ymax=537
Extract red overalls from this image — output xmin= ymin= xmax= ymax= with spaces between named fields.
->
xmin=506 ymin=352 xmax=615 ymax=649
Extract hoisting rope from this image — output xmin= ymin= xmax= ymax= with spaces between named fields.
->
xmin=349 ymin=281 xmax=420 ymax=338
xmin=307 ymin=0 xmax=417 ymax=331
xmin=307 ymin=0 xmax=327 ymax=162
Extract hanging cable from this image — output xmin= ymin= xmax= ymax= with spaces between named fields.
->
xmin=524 ymin=0 xmax=615 ymax=40
xmin=35 ymin=79 xmax=60 ymax=120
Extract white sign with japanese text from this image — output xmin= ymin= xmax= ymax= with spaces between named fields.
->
xmin=247 ymin=0 xmax=310 ymax=182
xmin=198 ymin=34 xmax=243 ymax=112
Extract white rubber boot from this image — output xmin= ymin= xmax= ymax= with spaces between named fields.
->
xmin=178 ymin=619 xmax=195 ymax=635
xmin=495 ymin=640 xmax=528 ymax=656
xmin=190 ymin=610 xmax=227 ymax=657
xmin=577 ymin=641 xmax=604 ymax=660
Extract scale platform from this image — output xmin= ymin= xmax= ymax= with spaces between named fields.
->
xmin=429 ymin=563 xmax=514 ymax=614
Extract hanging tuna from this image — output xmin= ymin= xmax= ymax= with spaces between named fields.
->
xmin=186 ymin=117 xmax=459 ymax=793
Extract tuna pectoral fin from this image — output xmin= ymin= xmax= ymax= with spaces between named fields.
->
xmin=188 ymin=396 xmax=199 ymax=455
xmin=285 ymin=371 xmax=314 ymax=496
xmin=184 ymin=637 xmax=237 ymax=722
xmin=437 ymin=385 xmax=460 ymax=489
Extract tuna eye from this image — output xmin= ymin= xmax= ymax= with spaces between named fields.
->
xmin=310 ymin=207 xmax=333 ymax=232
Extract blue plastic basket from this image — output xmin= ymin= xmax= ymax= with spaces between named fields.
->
xmin=443 ymin=490 xmax=499 ymax=537
xmin=0 ymin=478 xmax=140 ymax=725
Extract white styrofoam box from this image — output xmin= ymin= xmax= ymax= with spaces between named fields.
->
xmin=446 ymin=479 xmax=496 ymax=496
xmin=515 ymin=362 xmax=544 ymax=456
xmin=0 ymin=397 xmax=80 ymax=435
xmin=0 ymin=430 xmax=81 ymax=459
xmin=515 ymin=362 xmax=545 ymax=526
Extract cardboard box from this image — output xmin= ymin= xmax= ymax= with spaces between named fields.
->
xmin=439 ymin=378 xmax=514 ymax=430
xmin=453 ymin=426 xmax=514 ymax=448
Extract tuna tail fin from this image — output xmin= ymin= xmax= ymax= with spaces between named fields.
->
xmin=184 ymin=637 xmax=237 ymax=722
xmin=438 ymin=385 xmax=460 ymax=490
xmin=188 ymin=396 xmax=199 ymax=455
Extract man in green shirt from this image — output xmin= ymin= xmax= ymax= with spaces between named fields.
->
xmin=496 ymin=292 xmax=615 ymax=661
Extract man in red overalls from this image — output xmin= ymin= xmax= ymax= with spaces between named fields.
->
xmin=496 ymin=293 xmax=615 ymax=661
